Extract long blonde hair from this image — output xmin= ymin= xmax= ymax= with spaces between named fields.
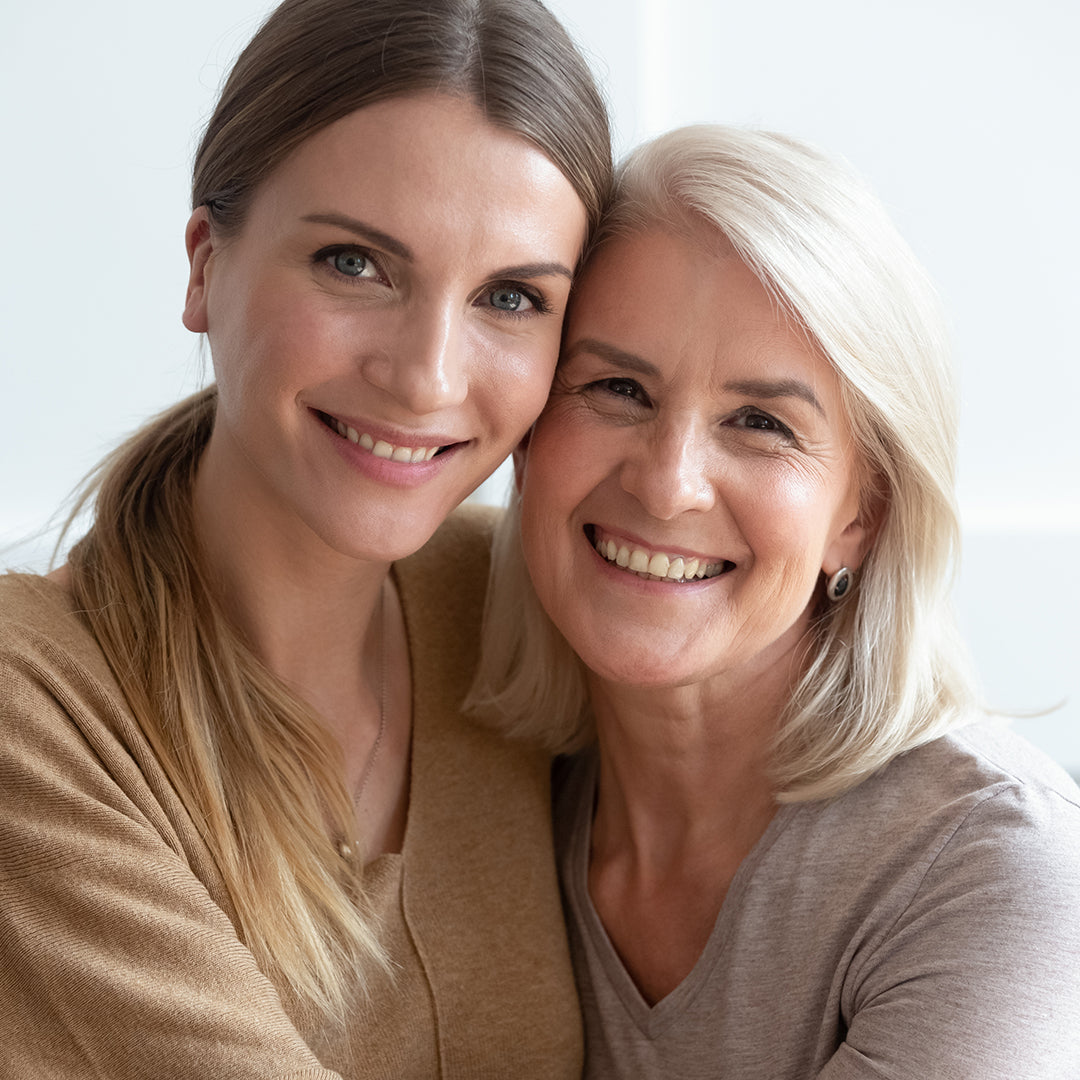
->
xmin=69 ymin=387 xmax=378 ymax=1019
xmin=470 ymin=125 xmax=978 ymax=802
xmin=64 ymin=0 xmax=611 ymax=1026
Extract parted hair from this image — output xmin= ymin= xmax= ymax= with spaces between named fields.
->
xmin=64 ymin=0 xmax=611 ymax=1027
xmin=469 ymin=124 xmax=977 ymax=801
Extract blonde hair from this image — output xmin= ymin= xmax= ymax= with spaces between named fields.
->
xmin=63 ymin=0 xmax=611 ymax=1027
xmin=470 ymin=125 xmax=977 ymax=802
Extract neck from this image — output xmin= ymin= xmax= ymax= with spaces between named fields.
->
xmin=193 ymin=425 xmax=389 ymax=686
xmin=587 ymin=673 xmax=784 ymax=874
xmin=191 ymin=425 xmax=398 ymax=775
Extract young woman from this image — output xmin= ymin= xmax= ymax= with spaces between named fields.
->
xmin=474 ymin=125 xmax=1080 ymax=1078
xmin=0 ymin=1 xmax=611 ymax=1076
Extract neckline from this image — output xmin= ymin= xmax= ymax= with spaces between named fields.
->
xmin=570 ymin=750 xmax=796 ymax=1037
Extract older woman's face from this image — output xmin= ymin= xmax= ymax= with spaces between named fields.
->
xmin=517 ymin=227 xmax=872 ymax=694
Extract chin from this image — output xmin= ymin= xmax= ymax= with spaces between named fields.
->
xmin=577 ymin=640 xmax=700 ymax=691
xmin=310 ymin=509 xmax=444 ymax=565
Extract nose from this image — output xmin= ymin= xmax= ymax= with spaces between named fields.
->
xmin=361 ymin=304 xmax=469 ymax=416
xmin=619 ymin=420 xmax=715 ymax=520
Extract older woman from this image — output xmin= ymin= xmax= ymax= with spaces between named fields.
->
xmin=472 ymin=126 xmax=1080 ymax=1077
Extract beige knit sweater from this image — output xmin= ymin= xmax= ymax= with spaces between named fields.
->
xmin=0 ymin=505 xmax=581 ymax=1078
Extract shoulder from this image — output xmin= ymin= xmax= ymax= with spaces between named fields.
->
xmin=1 ymin=572 xmax=76 ymax=638
xmin=767 ymin=721 xmax=1080 ymax=929
xmin=798 ymin=720 xmax=1080 ymax=938
xmin=835 ymin=718 xmax=1079 ymax=831
xmin=910 ymin=722 xmax=1080 ymax=892
xmin=0 ymin=572 xmax=111 ymax=686
xmin=832 ymin=725 xmax=1080 ymax=1072
xmin=397 ymin=502 xmax=500 ymax=584
xmin=394 ymin=503 xmax=501 ymax=650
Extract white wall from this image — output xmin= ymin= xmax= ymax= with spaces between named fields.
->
xmin=3 ymin=0 xmax=1077 ymax=771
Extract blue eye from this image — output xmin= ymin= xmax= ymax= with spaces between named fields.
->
xmin=491 ymin=287 xmax=525 ymax=311
xmin=333 ymin=250 xmax=370 ymax=277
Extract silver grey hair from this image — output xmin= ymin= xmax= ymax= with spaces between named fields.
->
xmin=468 ymin=124 xmax=977 ymax=801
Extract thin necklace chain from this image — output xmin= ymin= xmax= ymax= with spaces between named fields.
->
xmin=353 ymin=581 xmax=388 ymax=806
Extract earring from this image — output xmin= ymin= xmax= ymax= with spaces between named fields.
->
xmin=825 ymin=567 xmax=853 ymax=602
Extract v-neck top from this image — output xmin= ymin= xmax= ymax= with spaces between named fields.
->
xmin=554 ymin=729 xmax=1080 ymax=1079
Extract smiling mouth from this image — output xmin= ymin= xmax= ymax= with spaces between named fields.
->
xmin=585 ymin=525 xmax=733 ymax=584
xmin=316 ymin=410 xmax=452 ymax=463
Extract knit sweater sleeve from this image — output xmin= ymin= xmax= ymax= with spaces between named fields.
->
xmin=0 ymin=581 xmax=340 ymax=1080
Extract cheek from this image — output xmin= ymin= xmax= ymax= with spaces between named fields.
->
xmin=209 ymin=279 xmax=311 ymax=391
xmin=519 ymin=444 xmax=577 ymax=565
xmin=475 ymin=331 xmax=562 ymax=436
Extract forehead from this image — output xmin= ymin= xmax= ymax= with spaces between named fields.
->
xmin=567 ymin=229 xmax=819 ymax=364
xmin=244 ymin=92 xmax=588 ymax=252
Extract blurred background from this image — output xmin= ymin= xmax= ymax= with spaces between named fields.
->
xmin=2 ymin=0 xmax=1076 ymax=773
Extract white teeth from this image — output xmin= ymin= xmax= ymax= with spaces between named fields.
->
xmin=593 ymin=533 xmax=725 ymax=583
xmin=326 ymin=416 xmax=442 ymax=463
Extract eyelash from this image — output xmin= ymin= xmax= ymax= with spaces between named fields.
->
xmin=589 ymin=377 xmax=649 ymax=404
xmin=728 ymin=406 xmax=794 ymax=439
xmin=483 ymin=283 xmax=552 ymax=319
xmin=311 ymin=244 xmax=551 ymax=318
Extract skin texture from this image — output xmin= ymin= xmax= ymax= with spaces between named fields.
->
xmin=516 ymin=225 xmax=875 ymax=999
xmin=184 ymin=93 xmax=588 ymax=572
xmin=519 ymin=226 xmax=870 ymax=702
xmin=179 ymin=92 xmax=588 ymax=851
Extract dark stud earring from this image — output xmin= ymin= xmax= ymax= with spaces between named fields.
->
xmin=826 ymin=567 xmax=853 ymax=602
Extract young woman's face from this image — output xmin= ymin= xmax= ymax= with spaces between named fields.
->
xmin=517 ymin=227 xmax=872 ymax=697
xmin=183 ymin=92 xmax=588 ymax=562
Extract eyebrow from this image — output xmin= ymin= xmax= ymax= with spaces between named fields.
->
xmin=302 ymin=212 xmax=413 ymax=261
xmin=568 ymin=338 xmax=826 ymax=416
xmin=564 ymin=338 xmax=661 ymax=376
xmin=724 ymin=377 xmax=825 ymax=416
xmin=302 ymin=211 xmax=574 ymax=281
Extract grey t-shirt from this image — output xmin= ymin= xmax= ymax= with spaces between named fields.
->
xmin=554 ymin=721 xmax=1080 ymax=1079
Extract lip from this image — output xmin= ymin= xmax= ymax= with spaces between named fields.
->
xmin=312 ymin=407 xmax=467 ymax=487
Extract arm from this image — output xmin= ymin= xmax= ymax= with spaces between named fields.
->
xmin=818 ymin=783 xmax=1080 ymax=1080
xmin=0 ymin=657 xmax=341 ymax=1080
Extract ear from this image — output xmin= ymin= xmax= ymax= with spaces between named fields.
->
xmin=511 ymin=428 xmax=533 ymax=494
xmin=181 ymin=207 xmax=215 ymax=333
xmin=823 ymin=482 xmax=886 ymax=577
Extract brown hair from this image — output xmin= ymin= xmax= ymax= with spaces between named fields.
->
xmin=67 ymin=0 xmax=611 ymax=1027
xmin=194 ymin=0 xmax=611 ymax=237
